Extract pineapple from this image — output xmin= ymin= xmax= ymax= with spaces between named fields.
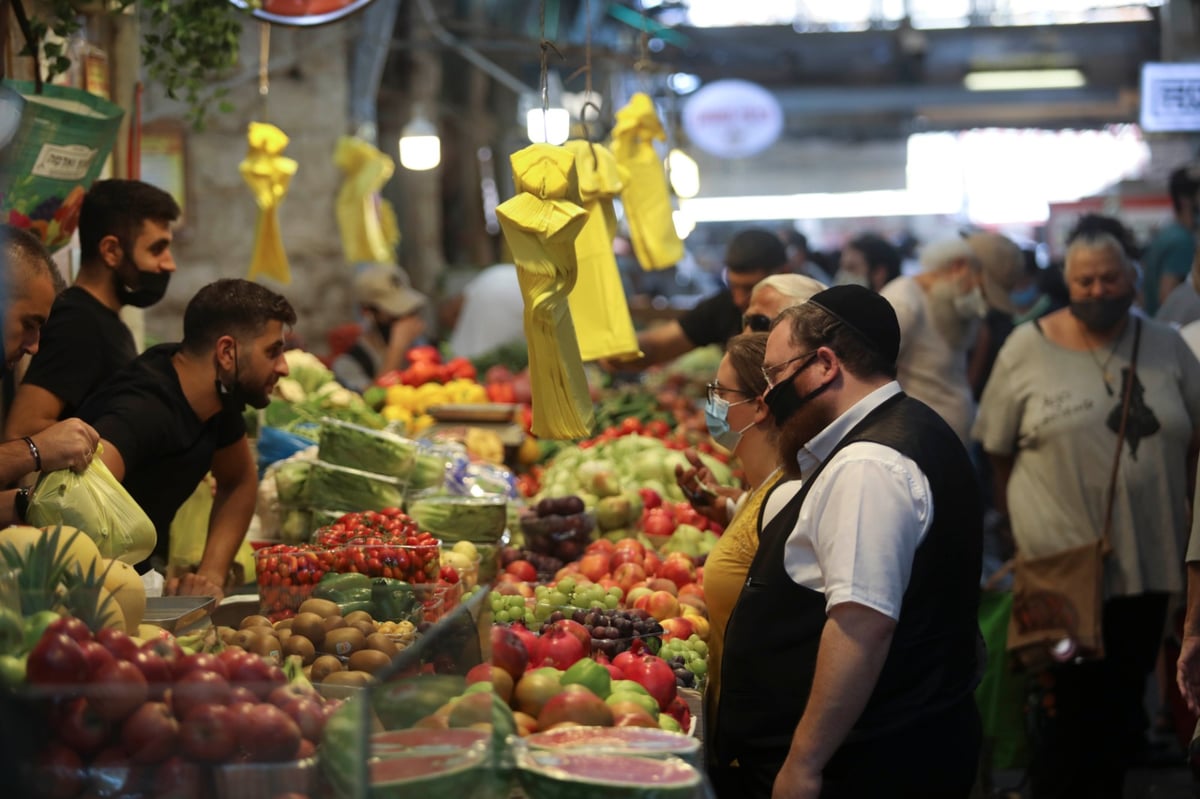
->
xmin=0 ymin=525 xmax=85 ymax=615
xmin=61 ymin=558 xmax=125 ymax=633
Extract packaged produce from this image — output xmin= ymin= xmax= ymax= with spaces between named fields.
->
xmin=273 ymin=459 xmax=313 ymax=505
xmin=306 ymin=461 xmax=406 ymax=513
xmin=519 ymin=496 xmax=594 ymax=562
xmin=408 ymin=492 xmax=507 ymax=544
xmin=318 ymin=418 xmax=417 ymax=479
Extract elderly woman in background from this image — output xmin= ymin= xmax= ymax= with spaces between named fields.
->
xmin=740 ymin=274 xmax=827 ymax=333
xmin=673 ymin=333 xmax=783 ymax=779
xmin=973 ymin=231 xmax=1200 ymax=799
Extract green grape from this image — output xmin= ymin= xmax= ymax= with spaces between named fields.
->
xmin=524 ymin=609 xmax=537 ymax=626
xmin=535 ymin=585 xmax=549 ymax=599
xmin=687 ymin=659 xmax=708 ymax=676
xmin=558 ymin=578 xmax=577 ymax=595
xmin=692 ymin=640 xmax=708 ymax=657
xmin=548 ymin=591 xmax=568 ymax=607
xmin=604 ymin=594 xmax=620 ymax=609
xmin=507 ymin=595 xmax=526 ymax=609
xmin=589 ymin=600 xmax=605 ymax=609
xmin=495 ymin=610 xmax=511 ymax=623
xmin=607 ymin=586 xmax=623 ymax=598
xmin=490 ymin=598 xmax=504 ymax=614
xmin=534 ymin=602 xmax=553 ymax=620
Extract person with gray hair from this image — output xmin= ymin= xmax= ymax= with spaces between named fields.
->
xmin=879 ymin=232 xmax=1023 ymax=442
xmin=976 ymin=230 xmax=1200 ymax=798
xmin=740 ymin=273 xmax=827 ymax=333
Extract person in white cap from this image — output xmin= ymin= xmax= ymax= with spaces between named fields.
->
xmin=332 ymin=263 xmax=429 ymax=393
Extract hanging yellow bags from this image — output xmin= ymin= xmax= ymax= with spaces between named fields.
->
xmin=496 ymin=144 xmax=594 ymax=440
xmin=611 ymin=93 xmax=684 ymax=271
xmin=334 ymin=136 xmax=401 ymax=265
xmin=240 ymin=122 xmax=297 ymax=284
xmin=563 ymin=139 xmax=641 ymax=362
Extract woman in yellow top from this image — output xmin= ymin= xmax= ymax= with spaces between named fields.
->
xmin=676 ymin=332 xmax=782 ymax=768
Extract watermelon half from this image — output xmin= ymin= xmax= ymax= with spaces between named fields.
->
xmin=525 ymin=726 xmax=701 ymax=764
xmin=372 ymin=727 xmax=490 ymax=757
xmin=370 ymin=748 xmax=490 ymax=799
xmin=517 ymin=751 xmax=702 ymax=799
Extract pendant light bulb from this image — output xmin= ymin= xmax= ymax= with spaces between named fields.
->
xmin=399 ymin=112 xmax=441 ymax=171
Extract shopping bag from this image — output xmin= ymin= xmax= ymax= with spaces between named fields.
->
xmin=975 ymin=590 xmax=1028 ymax=770
xmin=0 ymin=81 xmax=124 ymax=252
xmin=1006 ymin=537 xmax=1109 ymax=671
xmin=168 ymin=476 xmax=257 ymax=585
xmin=26 ymin=448 xmax=155 ymax=565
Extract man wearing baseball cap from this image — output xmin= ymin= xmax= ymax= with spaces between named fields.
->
xmin=713 ymin=285 xmax=983 ymax=798
xmin=332 ymin=263 xmax=429 ymax=393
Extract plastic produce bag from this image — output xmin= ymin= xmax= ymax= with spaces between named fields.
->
xmin=27 ymin=450 xmax=155 ymax=564
xmin=256 ymin=425 xmax=317 ymax=476
xmin=611 ymin=93 xmax=685 ymax=271
xmin=169 ymin=476 xmax=257 ymax=583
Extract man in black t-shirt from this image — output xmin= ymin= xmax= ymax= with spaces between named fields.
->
xmin=6 ymin=180 xmax=180 ymax=441
xmin=79 ymin=279 xmax=296 ymax=599
xmin=606 ymin=228 xmax=787 ymax=371
xmin=0 ymin=226 xmax=99 ymax=514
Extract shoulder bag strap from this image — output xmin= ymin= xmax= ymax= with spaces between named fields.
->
xmin=1102 ymin=317 xmax=1141 ymax=547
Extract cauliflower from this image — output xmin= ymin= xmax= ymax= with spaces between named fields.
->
xmin=284 ymin=350 xmax=334 ymax=395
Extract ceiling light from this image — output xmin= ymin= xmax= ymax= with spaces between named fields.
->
xmin=964 ymin=69 xmax=1086 ymax=92
xmin=398 ymin=110 xmax=440 ymax=171
xmin=666 ymin=149 xmax=700 ymax=199
xmin=526 ymin=108 xmax=571 ymax=145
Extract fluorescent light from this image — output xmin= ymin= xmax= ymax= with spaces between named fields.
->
xmin=964 ymin=69 xmax=1086 ymax=91
xmin=526 ymin=108 xmax=570 ymax=145
xmin=399 ymin=112 xmax=440 ymax=171
xmin=666 ymin=149 xmax=700 ymax=199
xmin=678 ymin=190 xmax=961 ymax=223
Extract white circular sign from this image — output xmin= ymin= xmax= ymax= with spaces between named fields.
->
xmin=682 ymin=80 xmax=784 ymax=159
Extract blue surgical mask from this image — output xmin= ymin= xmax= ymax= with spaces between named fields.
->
xmin=1009 ymin=283 xmax=1041 ymax=310
xmin=705 ymin=394 xmax=755 ymax=451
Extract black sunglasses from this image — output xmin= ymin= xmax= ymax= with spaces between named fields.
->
xmin=742 ymin=313 xmax=772 ymax=332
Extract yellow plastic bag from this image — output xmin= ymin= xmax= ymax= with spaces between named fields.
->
xmin=611 ymin=93 xmax=684 ymax=271
xmin=334 ymin=135 xmax=400 ymax=264
xmin=26 ymin=447 xmax=156 ymax=565
xmin=240 ymin=122 xmax=298 ymax=284
xmin=168 ymin=476 xmax=257 ymax=585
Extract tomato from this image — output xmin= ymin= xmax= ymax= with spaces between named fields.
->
xmin=446 ymin=356 xmax=477 ymax=381
xmin=406 ymin=345 xmax=442 ymax=364
xmin=619 ymin=417 xmax=643 ymax=435
xmin=644 ymin=420 xmax=671 ymax=438
xmin=375 ymin=369 xmax=404 ymax=388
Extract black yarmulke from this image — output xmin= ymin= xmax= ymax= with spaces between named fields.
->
xmin=807 ymin=284 xmax=900 ymax=365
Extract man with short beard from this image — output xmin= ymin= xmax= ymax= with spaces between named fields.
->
xmin=879 ymin=233 xmax=1023 ymax=442
xmin=713 ymin=285 xmax=983 ymax=799
xmin=6 ymin=179 xmax=180 ymax=440
xmin=78 ymin=279 xmax=295 ymax=599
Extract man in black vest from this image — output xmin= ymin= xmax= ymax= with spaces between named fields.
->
xmin=714 ymin=284 xmax=983 ymax=799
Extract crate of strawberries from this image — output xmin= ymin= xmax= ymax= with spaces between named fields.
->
xmin=256 ymin=509 xmax=442 ymax=617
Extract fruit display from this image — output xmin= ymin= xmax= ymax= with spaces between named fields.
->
xmin=407 ymin=492 xmax=507 ymax=544
xmin=518 ymin=496 xmax=594 ymax=562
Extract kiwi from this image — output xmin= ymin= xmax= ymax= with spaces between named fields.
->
xmin=311 ymin=655 xmax=344 ymax=682
xmin=299 ymin=598 xmax=340 ymax=619
xmin=231 ymin=629 xmax=261 ymax=651
xmin=283 ymin=634 xmax=316 ymax=665
xmin=317 ymin=671 xmax=372 ymax=700
xmin=343 ymin=610 xmax=375 ymax=627
xmin=290 ymin=613 xmax=326 ymax=648
xmin=250 ymin=634 xmax=283 ymax=664
xmin=324 ymin=670 xmax=373 ymax=686
xmin=348 ymin=649 xmax=392 ymax=675
xmin=365 ymin=633 xmax=399 ymax=658
xmin=273 ymin=618 xmax=295 ymax=632
xmin=322 ymin=627 xmax=366 ymax=657
xmin=275 ymin=628 xmax=292 ymax=646
xmin=323 ymin=615 xmax=346 ymax=633
xmin=240 ymin=615 xmax=274 ymax=630
xmin=349 ymin=619 xmax=376 ymax=638
xmin=216 ymin=626 xmax=238 ymax=645
xmin=243 ymin=625 xmax=276 ymax=641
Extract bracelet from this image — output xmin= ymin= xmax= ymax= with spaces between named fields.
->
xmin=22 ymin=436 xmax=41 ymax=472
xmin=14 ymin=488 xmax=29 ymax=523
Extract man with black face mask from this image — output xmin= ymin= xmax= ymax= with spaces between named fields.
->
xmin=332 ymin=263 xmax=428 ymax=393
xmin=5 ymin=179 xmax=180 ymax=442
xmin=713 ymin=285 xmax=984 ymax=799
xmin=78 ymin=280 xmax=296 ymax=599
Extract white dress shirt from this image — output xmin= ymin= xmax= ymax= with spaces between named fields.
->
xmin=762 ymin=382 xmax=933 ymax=620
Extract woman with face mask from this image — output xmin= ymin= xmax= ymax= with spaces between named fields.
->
xmin=673 ymin=332 xmax=783 ymax=782
xmin=974 ymin=231 xmax=1200 ymax=799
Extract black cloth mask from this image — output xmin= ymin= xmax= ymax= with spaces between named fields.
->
xmin=115 ymin=257 xmax=170 ymax=308
xmin=215 ymin=344 xmax=251 ymax=413
xmin=1069 ymin=293 xmax=1133 ymax=333
xmin=764 ymin=355 xmax=826 ymax=427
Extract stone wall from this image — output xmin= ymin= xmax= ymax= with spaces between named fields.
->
xmin=140 ymin=22 xmax=355 ymax=357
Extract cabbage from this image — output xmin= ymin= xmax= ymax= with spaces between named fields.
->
xmin=274 ymin=461 xmax=312 ymax=505
xmin=284 ymin=350 xmax=334 ymax=395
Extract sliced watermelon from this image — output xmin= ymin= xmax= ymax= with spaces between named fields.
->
xmin=370 ymin=748 xmax=491 ymax=799
xmin=517 ymin=751 xmax=702 ymax=799
xmin=525 ymin=726 xmax=701 ymax=763
xmin=372 ymin=727 xmax=490 ymax=755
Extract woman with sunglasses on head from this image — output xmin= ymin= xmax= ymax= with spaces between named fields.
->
xmin=676 ymin=332 xmax=785 ymax=785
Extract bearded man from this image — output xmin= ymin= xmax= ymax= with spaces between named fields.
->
xmin=6 ymin=179 xmax=181 ymax=440
xmin=879 ymin=233 xmax=1022 ymax=442
xmin=712 ymin=285 xmax=984 ymax=799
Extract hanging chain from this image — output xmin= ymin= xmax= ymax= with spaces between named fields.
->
xmin=258 ymin=21 xmax=271 ymax=119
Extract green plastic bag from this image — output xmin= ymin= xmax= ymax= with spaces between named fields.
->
xmin=975 ymin=590 xmax=1029 ymax=771
xmin=168 ymin=476 xmax=258 ymax=584
xmin=26 ymin=451 xmax=156 ymax=565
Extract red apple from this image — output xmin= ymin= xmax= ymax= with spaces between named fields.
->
xmin=173 ymin=652 xmax=228 ymax=681
xmin=612 ymin=562 xmax=646 ymax=595
xmin=121 ymin=702 xmax=179 ymax=764
xmin=268 ymin=681 xmax=317 ymax=709
xmin=229 ymin=685 xmax=257 ymax=706
xmin=151 ymin=756 xmax=202 ymax=799
xmin=490 ymin=624 xmax=530 ymax=681
xmin=657 ymin=556 xmax=697 ymax=590
xmin=512 ymin=669 xmax=562 ymax=717
xmin=467 ymin=662 xmax=515 ymax=704
xmin=34 ymin=742 xmax=84 ymax=799
xmin=495 ymin=578 xmax=534 ymax=598
xmin=643 ymin=591 xmax=681 ymax=622
xmin=179 ymin=704 xmax=238 ymax=762
xmin=46 ymin=615 xmax=92 ymax=644
xmin=130 ymin=649 xmax=172 ymax=700
xmin=57 ymin=698 xmax=112 ymax=755
xmin=641 ymin=509 xmax=675 ymax=538
xmin=141 ymin=636 xmax=184 ymax=664
xmin=646 ymin=577 xmax=680 ymax=597
xmin=170 ymin=670 xmax=232 ymax=720
xmin=659 ymin=617 xmax=695 ymax=641
xmin=27 ymin=633 xmax=88 ymax=686
xmin=638 ymin=488 xmax=662 ymax=510
xmin=279 ymin=696 xmax=326 ymax=742
xmin=227 ymin=652 xmax=275 ymax=698
xmin=642 ymin=551 xmax=662 ymax=576
xmin=625 ymin=586 xmax=653 ymax=608
xmin=505 ymin=560 xmax=538 ymax=583
xmin=665 ymin=695 xmax=692 ymax=731
xmin=86 ymin=745 xmax=137 ymax=799
xmin=585 ymin=538 xmax=615 ymax=556
xmin=90 ymin=659 xmax=149 ymax=722
xmin=235 ymin=703 xmax=301 ymax=762
xmin=95 ymin=628 xmax=140 ymax=662
xmin=81 ymin=640 xmax=116 ymax=679
xmin=577 ymin=552 xmax=611 ymax=583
